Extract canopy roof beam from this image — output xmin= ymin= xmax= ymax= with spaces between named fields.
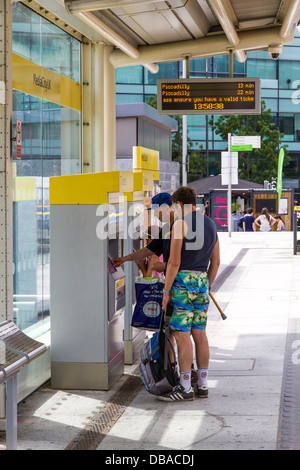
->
xmin=109 ymin=25 xmax=294 ymax=68
xmin=208 ymin=0 xmax=246 ymax=63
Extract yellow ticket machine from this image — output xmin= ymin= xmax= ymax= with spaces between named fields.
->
xmin=123 ymin=171 xmax=154 ymax=364
xmin=50 ymin=171 xmax=133 ymax=390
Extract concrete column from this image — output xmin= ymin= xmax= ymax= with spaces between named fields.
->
xmin=0 ymin=0 xmax=13 ymax=323
xmin=82 ymin=41 xmax=116 ymax=173
xmin=0 ymin=0 xmax=13 ymax=421
xmin=82 ymin=40 xmax=94 ymax=173
xmin=92 ymin=42 xmax=105 ymax=172
xmin=103 ymin=45 xmax=116 ymax=172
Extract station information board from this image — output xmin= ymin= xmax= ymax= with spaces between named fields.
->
xmin=157 ymin=77 xmax=261 ymax=115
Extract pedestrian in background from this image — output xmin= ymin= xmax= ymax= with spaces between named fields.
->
xmin=274 ymin=215 xmax=286 ymax=231
xmin=242 ymin=207 xmax=255 ymax=232
xmin=203 ymin=200 xmax=209 ymax=217
xmin=254 ymin=207 xmax=276 ymax=232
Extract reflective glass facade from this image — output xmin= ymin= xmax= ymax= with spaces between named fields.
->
xmin=12 ymin=3 xmax=81 ymax=334
xmin=116 ymin=30 xmax=300 ymax=190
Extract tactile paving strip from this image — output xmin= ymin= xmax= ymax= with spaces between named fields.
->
xmin=212 ymin=248 xmax=249 ymax=292
xmin=64 ymin=249 xmax=250 ymax=451
xmin=65 ymin=372 xmax=142 ymax=450
xmin=276 ymin=318 xmax=300 ymax=450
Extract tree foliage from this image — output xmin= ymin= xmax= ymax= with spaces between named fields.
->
xmin=171 ymin=115 xmax=208 ymax=183
xmin=209 ymin=100 xmax=290 ymax=184
xmin=146 ymin=96 xmax=207 ymax=184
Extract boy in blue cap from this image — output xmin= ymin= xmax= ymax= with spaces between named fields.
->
xmin=112 ymin=192 xmax=173 ymax=272
xmin=112 ymin=191 xmax=199 ymax=388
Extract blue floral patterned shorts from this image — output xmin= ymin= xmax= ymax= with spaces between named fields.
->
xmin=170 ymin=271 xmax=209 ymax=332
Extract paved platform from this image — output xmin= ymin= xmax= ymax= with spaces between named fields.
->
xmin=1 ymin=231 xmax=300 ymax=451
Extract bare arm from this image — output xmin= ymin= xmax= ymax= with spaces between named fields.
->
xmin=145 ymin=254 xmax=160 ymax=277
xmin=139 ymin=259 xmax=148 ymax=277
xmin=254 ymin=216 xmax=260 ymax=227
xmin=112 ymin=246 xmax=154 ymax=267
xmin=162 ymin=219 xmax=185 ymax=310
xmin=163 ymin=227 xmax=183 ymax=292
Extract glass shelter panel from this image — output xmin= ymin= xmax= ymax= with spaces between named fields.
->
xmin=12 ymin=3 xmax=81 ymax=334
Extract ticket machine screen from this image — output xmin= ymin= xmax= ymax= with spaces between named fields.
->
xmin=107 ymin=256 xmax=125 ymax=321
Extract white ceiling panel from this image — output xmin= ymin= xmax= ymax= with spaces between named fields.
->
xmin=34 ymin=0 xmax=300 ymax=66
xmin=230 ymin=0 xmax=282 ymax=22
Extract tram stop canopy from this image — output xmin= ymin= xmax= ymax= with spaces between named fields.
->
xmin=41 ymin=0 xmax=300 ymax=69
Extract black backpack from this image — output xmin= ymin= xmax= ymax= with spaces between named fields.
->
xmin=139 ymin=304 xmax=179 ymax=396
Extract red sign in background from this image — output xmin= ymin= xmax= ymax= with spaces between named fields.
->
xmin=211 ymin=193 xmax=228 ymax=229
xmin=16 ymin=119 xmax=22 ymax=159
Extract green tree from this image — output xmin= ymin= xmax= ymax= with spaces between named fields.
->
xmin=169 ymin=114 xmax=208 ymax=184
xmin=209 ymin=100 xmax=290 ymax=184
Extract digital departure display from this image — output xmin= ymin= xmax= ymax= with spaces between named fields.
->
xmin=157 ymin=78 xmax=261 ymax=115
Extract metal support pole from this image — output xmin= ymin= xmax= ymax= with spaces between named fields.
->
xmin=229 ymin=48 xmax=234 ymax=78
xmin=294 ymin=210 xmax=297 ymax=255
xmin=227 ymin=50 xmax=233 ymax=237
xmin=205 ymin=59 xmax=209 ymax=176
xmin=6 ymin=374 xmax=18 ymax=450
xmin=182 ymin=55 xmax=190 ymax=187
xmin=227 ymin=133 xmax=232 ymax=237
xmin=123 ymin=201 xmax=133 ymax=343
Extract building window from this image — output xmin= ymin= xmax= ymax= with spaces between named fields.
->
xmin=278 ymin=113 xmax=294 ymax=140
xmin=279 ymin=60 xmax=300 ymax=89
xmin=283 ymin=153 xmax=299 ymax=189
xmin=12 ymin=3 xmax=81 ymax=334
xmin=247 ymin=59 xmax=277 ymax=80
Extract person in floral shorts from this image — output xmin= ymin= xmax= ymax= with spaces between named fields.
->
xmin=158 ymin=187 xmax=220 ymax=402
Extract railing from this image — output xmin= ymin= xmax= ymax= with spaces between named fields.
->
xmin=0 ymin=321 xmax=47 ymax=450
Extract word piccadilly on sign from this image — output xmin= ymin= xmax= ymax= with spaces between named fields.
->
xmin=157 ymin=78 xmax=261 ymax=115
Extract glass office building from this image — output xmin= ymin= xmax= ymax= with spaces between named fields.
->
xmin=116 ymin=29 xmax=300 ymax=193
xmin=12 ymin=3 xmax=81 ymax=339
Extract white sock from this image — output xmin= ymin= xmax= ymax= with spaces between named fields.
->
xmin=198 ymin=368 xmax=208 ymax=387
xmin=180 ymin=371 xmax=191 ymax=391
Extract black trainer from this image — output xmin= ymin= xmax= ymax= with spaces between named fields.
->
xmin=157 ymin=384 xmax=194 ymax=402
xmin=197 ymin=384 xmax=208 ymax=398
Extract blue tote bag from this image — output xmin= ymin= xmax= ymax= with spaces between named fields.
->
xmin=131 ymin=276 xmax=164 ymax=331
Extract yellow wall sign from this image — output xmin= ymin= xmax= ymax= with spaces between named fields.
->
xmin=133 ymin=146 xmax=159 ymax=180
xmin=50 ymin=171 xmax=134 ymax=205
xmin=12 ymin=53 xmax=81 ymax=111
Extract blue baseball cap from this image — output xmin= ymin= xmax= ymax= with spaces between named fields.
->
xmin=151 ymin=192 xmax=172 ymax=207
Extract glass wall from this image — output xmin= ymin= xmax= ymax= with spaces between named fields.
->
xmin=12 ymin=3 xmax=81 ymax=334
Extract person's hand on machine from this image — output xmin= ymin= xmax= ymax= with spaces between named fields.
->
xmin=111 ymin=257 xmax=125 ymax=267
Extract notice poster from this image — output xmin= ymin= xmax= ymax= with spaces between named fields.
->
xmin=278 ymin=197 xmax=288 ymax=215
